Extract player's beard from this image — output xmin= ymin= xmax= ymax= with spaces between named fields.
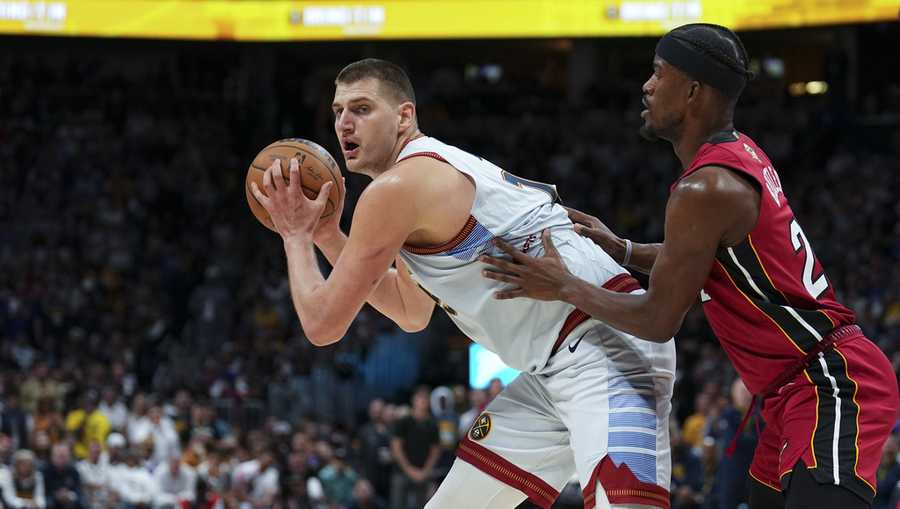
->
xmin=639 ymin=123 xmax=659 ymax=142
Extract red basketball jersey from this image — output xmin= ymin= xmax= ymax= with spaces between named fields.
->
xmin=673 ymin=130 xmax=855 ymax=394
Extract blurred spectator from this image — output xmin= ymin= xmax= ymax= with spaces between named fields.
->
xmin=41 ymin=443 xmax=83 ymax=509
xmin=705 ymin=379 xmax=756 ymax=509
xmin=231 ymin=448 xmax=280 ymax=507
xmin=682 ymin=393 xmax=711 ymax=451
xmin=1 ymin=392 xmax=31 ymax=451
xmin=153 ymin=456 xmax=197 ymax=509
xmin=32 ymin=397 xmax=65 ymax=448
xmin=75 ymin=442 xmax=109 ymax=509
xmin=319 ymin=447 xmax=359 ymax=507
xmin=358 ymin=399 xmax=392 ymax=497
xmin=487 ymin=378 xmax=503 ymax=402
xmin=20 ymin=363 xmax=64 ymax=416
xmin=670 ymin=424 xmax=703 ymax=509
xmin=458 ymin=389 xmax=487 ymax=434
xmin=875 ymin=434 xmax=900 ymax=509
xmin=108 ymin=449 xmax=156 ymax=509
xmin=130 ymin=405 xmax=179 ymax=469
xmin=64 ymin=392 xmax=110 ymax=460
xmin=389 ymin=387 xmax=439 ymax=509
xmin=168 ymin=389 xmax=193 ymax=445
xmin=0 ymin=449 xmax=47 ymax=509
xmin=97 ymin=387 xmax=128 ymax=433
xmin=347 ymin=478 xmax=386 ymax=509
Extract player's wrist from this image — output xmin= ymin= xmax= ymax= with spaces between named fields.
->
xmin=283 ymin=233 xmax=313 ymax=250
xmin=559 ymin=276 xmax=585 ymax=306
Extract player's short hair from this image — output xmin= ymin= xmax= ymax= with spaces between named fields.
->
xmin=659 ymin=23 xmax=754 ymax=99
xmin=336 ymin=58 xmax=416 ymax=105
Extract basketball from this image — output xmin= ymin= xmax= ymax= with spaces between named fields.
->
xmin=245 ymin=138 xmax=344 ymax=233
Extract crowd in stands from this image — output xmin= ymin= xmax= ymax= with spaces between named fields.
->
xmin=1 ymin=31 xmax=899 ymax=509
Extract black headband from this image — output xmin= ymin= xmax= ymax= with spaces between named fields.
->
xmin=656 ymin=33 xmax=746 ymax=98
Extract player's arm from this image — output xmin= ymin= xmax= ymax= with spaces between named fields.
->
xmin=565 ymin=206 xmax=660 ymax=274
xmin=483 ymin=166 xmax=758 ymax=341
xmin=562 ymin=167 xmax=759 ymax=340
xmin=284 ymin=173 xmax=434 ymax=345
xmin=315 ymin=231 xmax=434 ymax=332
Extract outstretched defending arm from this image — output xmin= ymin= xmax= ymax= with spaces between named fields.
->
xmin=481 ymin=166 xmax=759 ymax=341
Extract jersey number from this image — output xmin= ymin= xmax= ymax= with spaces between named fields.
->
xmin=789 ymin=219 xmax=828 ymax=300
xmin=501 ymin=170 xmax=560 ymax=203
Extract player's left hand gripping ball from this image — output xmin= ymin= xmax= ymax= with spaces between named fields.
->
xmin=480 ymin=229 xmax=575 ymax=301
xmin=251 ymin=158 xmax=334 ymax=240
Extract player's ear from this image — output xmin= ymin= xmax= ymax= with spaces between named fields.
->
xmin=687 ymin=81 xmax=700 ymax=100
xmin=398 ymin=101 xmax=416 ymax=131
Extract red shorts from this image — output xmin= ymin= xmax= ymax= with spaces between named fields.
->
xmin=749 ymin=333 xmax=899 ymax=502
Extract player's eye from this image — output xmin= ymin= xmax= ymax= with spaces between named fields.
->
xmin=356 ymin=105 xmax=369 ymax=114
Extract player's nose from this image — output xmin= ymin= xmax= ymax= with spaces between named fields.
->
xmin=335 ymin=111 xmax=353 ymax=131
xmin=641 ymin=78 xmax=653 ymax=96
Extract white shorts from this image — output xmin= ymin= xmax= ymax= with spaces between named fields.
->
xmin=457 ymin=320 xmax=675 ymax=509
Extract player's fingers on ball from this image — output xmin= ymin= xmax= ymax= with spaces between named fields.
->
xmin=315 ymin=182 xmax=333 ymax=205
xmin=268 ymin=159 xmax=283 ymax=189
xmin=288 ymin=158 xmax=300 ymax=188
xmin=250 ymin=183 xmax=270 ymax=207
xmin=262 ymin=167 xmax=275 ymax=194
xmin=274 ymin=159 xmax=289 ymax=189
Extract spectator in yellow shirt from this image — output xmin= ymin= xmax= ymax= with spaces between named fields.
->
xmin=682 ymin=392 xmax=712 ymax=450
xmin=65 ymin=391 xmax=110 ymax=459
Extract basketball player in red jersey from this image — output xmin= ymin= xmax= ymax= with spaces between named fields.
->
xmin=480 ymin=23 xmax=898 ymax=508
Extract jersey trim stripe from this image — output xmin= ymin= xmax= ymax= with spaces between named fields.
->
xmin=747 ymin=235 xmax=791 ymax=304
xmin=834 ymin=347 xmax=868 ymax=492
xmin=584 ymin=455 xmax=670 ymax=509
xmin=714 ymin=259 xmax=807 ymax=354
xmin=549 ymin=274 xmax=643 ymax=356
xmin=397 ymin=150 xmax=482 ymax=256
xmin=403 ymin=215 xmax=478 ymax=255
xmin=456 ymin=437 xmax=559 ymax=509
xmin=804 ymin=348 xmax=867 ymax=498
xmin=395 ymin=150 xmax=448 ymax=165
xmin=736 ymin=239 xmax=837 ymax=345
xmin=716 ymin=247 xmax=834 ymax=353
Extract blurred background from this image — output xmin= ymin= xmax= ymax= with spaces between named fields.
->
xmin=1 ymin=1 xmax=899 ymax=509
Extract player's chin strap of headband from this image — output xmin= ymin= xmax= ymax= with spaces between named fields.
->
xmin=655 ymin=33 xmax=747 ymax=99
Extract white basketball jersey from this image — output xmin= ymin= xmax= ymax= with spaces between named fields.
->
xmin=397 ymin=136 xmax=634 ymax=373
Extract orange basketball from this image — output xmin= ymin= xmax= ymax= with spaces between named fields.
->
xmin=245 ymin=138 xmax=344 ymax=233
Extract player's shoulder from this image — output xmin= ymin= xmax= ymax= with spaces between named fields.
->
xmin=358 ymin=153 xmax=452 ymax=208
xmin=384 ymin=147 xmax=460 ymax=186
xmin=674 ymin=165 xmax=758 ymax=204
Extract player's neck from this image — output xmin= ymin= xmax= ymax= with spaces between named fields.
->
xmin=673 ymin=118 xmax=734 ymax=169
xmin=390 ymin=129 xmax=425 ymax=166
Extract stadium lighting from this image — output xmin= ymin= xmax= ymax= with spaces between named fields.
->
xmin=806 ymin=81 xmax=828 ymax=95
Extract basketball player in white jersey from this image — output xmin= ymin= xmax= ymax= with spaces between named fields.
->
xmin=250 ymin=58 xmax=675 ymax=509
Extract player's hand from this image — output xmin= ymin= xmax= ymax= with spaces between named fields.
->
xmin=250 ymin=158 xmax=333 ymax=242
xmin=564 ymin=206 xmax=621 ymax=250
xmin=313 ymin=176 xmax=346 ymax=245
xmin=480 ymin=229 xmax=576 ymax=301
